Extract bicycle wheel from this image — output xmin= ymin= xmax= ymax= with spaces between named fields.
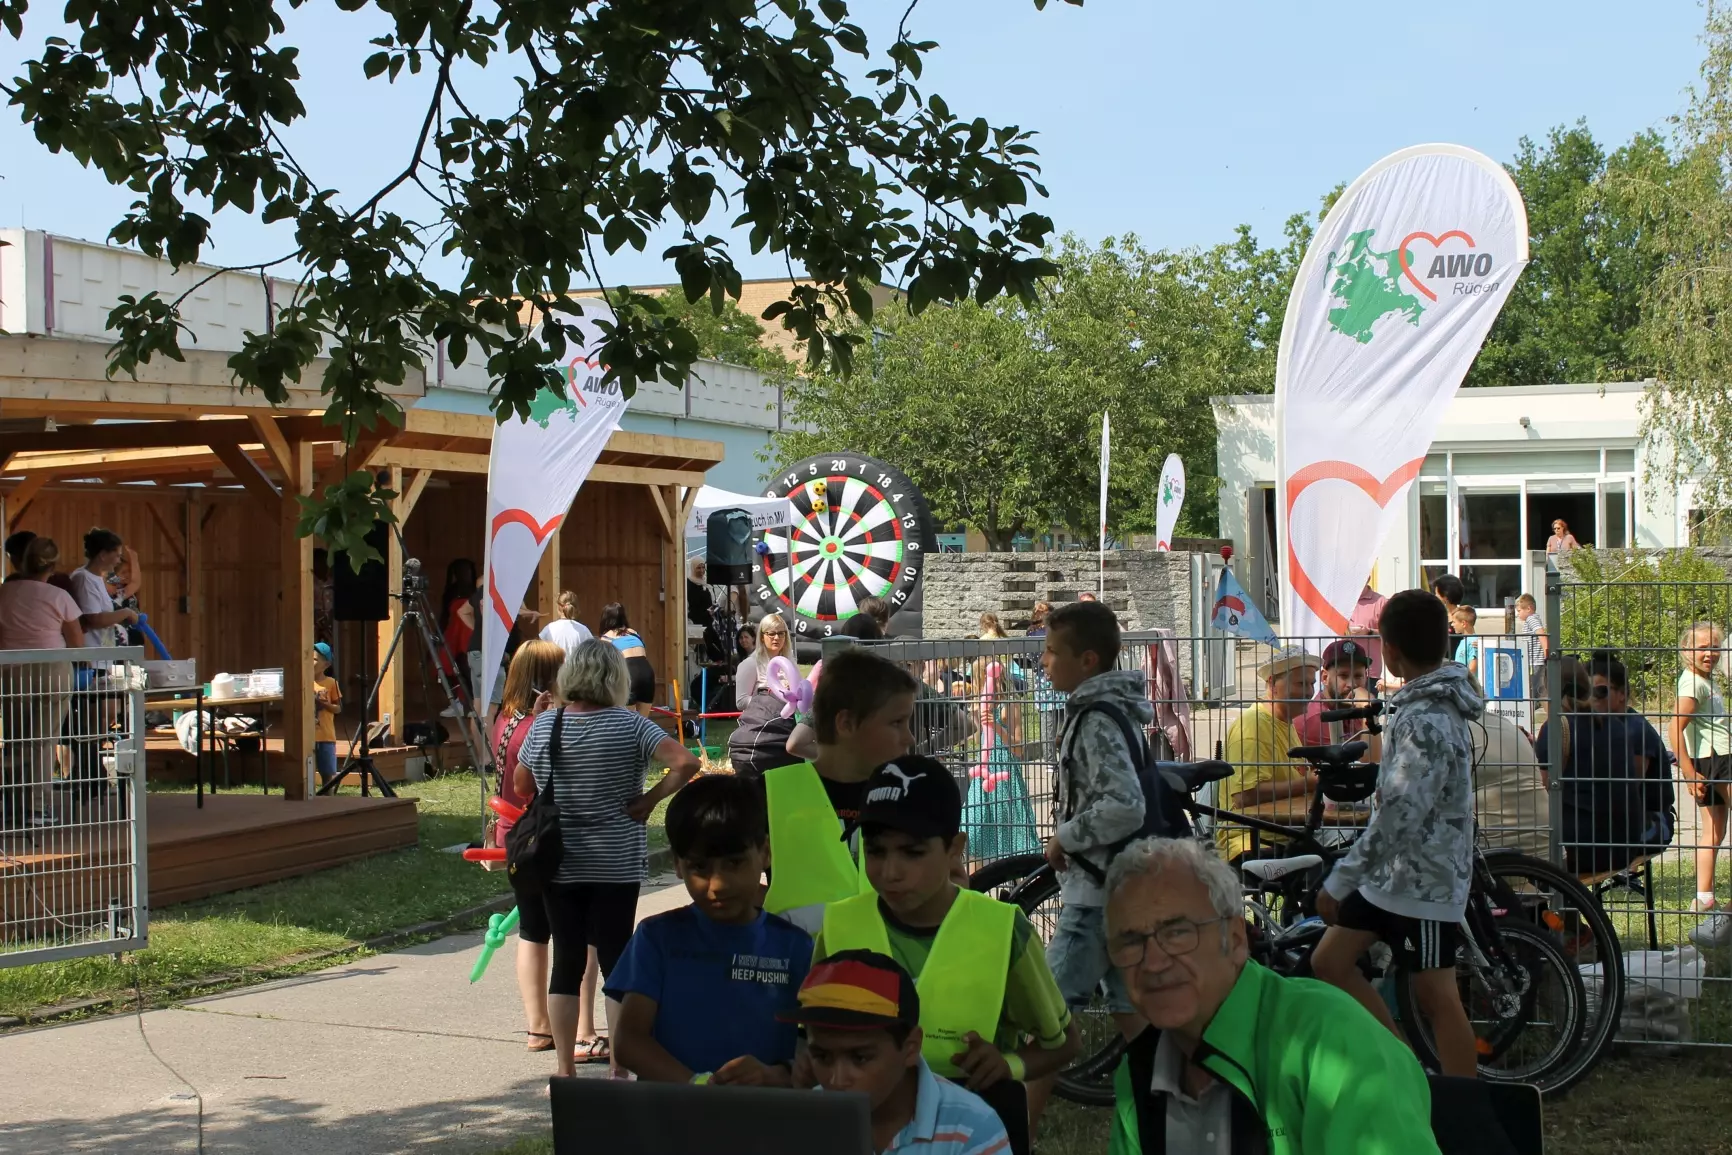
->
xmin=1479 ymin=851 xmax=1624 ymax=1095
xmin=1397 ymin=916 xmax=1586 ymax=1094
xmin=969 ymin=859 xmax=1121 ymax=1108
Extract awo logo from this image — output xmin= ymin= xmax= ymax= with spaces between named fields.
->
xmin=566 ymin=355 xmax=622 ymax=408
xmin=1324 ymin=226 xmax=1502 ymax=344
xmin=1395 ymin=229 xmax=1500 ymax=301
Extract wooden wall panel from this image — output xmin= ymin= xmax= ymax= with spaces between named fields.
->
xmin=560 ymin=483 xmax=672 ymax=706
xmin=7 ymin=486 xmax=280 ymax=677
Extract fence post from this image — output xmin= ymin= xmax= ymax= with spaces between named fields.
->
xmin=1544 ymin=556 xmax=1564 ymax=868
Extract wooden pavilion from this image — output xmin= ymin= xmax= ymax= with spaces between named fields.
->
xmin=0 ymin=332 xmax=720 ymax=899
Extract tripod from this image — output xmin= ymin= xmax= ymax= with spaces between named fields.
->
xmin=318 ymin=550 xmax=494 ymax=799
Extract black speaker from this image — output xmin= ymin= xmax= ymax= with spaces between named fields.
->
xmin=706 ymin=509 xmax=756 ymax=586
xmin=333 ymin=523 xmax=389 ymax=622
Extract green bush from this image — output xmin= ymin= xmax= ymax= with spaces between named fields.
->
xmin=1559 ymin=548 xmax=1732 ymax=707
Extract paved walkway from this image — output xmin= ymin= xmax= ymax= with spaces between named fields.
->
xmin=0 ymin=878 xmax=688 ymax=1155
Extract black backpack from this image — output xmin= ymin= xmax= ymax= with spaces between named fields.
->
xmin=506 ymin=710 xmax=567 ymax=892
xmin=1058 ymin=700 xmax=1192 ymax=884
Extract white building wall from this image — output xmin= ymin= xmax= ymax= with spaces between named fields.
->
xmin=1215 ymin=382 xmax=1687 ymax=614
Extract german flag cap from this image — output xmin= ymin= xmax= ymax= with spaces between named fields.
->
xmin=779 ymin=949 xmax=920 ymax=1030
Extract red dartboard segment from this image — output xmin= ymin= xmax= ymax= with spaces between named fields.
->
xmin=753 ymin=452 xmax=938 ymax=637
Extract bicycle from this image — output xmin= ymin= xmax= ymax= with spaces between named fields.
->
xmin=970 ymin=705 xmax=1623 ymax=1104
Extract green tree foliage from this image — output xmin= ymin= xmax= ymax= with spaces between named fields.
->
xmin=1560 ymin=548 xmax=1732 ymax=706
xmin=3 ymin=0 xmax=1076 ymax=558
xmin=1467 ymin=122 xmax=1671 ymax=387
xmin=776 ymin=229 xmax=1307 ymax=548
xmin=636 ymin=292 xmax=794 ymax=376
xmin=1610 ymin=8 xmax=1732 ymax=512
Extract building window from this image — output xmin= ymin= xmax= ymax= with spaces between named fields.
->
xmin=1459 ymin=489 xmax=1521 ymax=610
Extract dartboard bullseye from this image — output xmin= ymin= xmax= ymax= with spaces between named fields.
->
xmin=753 ymin=452 xmax=938 ymax=636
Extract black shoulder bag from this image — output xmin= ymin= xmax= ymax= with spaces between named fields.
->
xmin=506 ymin=710 xmax=566 ymax=892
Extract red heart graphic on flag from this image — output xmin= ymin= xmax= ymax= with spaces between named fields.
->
xmin=488 ymin=508 xmax=564 ymax=628
xmin=1396 ymin=229 xmax=1475 ymax=302
xmin=1284 ymin=456 xmax=1424 ymax=634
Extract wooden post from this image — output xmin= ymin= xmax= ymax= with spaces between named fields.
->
xmin=186 ymin=495 xmax=205 ymax=664
xmin=377 ymin=465 xmax=405 ymax=745
xmin=280 ymin=440 xmax=315 ymax=799
xmin=536 ymin=527 xmax=561 ymax=622
xmin=665 ymin=484 xmax=689 ymax=735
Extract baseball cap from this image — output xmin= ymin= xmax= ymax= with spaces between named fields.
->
xmin=1321 ymin=639 xmax=1371 ymax=670
xmin=313 ymin=642 xmax=333 ymax=663
xmin=779 ymin=949 xmax=920 ymax=1030
xmin=852 ymin=755 xmax=961 ymax=842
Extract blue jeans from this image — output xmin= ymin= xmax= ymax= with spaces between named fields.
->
xmin=315 ymin=741 xmax=338 ymax=781
xmin=1045 ymin=902 xmax=1133 ymax=1014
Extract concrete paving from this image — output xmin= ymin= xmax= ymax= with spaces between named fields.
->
xmin=0 ymin=877 xmax=689 ymax=1155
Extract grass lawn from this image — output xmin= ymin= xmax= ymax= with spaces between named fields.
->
xmin=476 ymin=1049 xmax=1732 ymax=1154
xmin=3 ymin=772 xmax=643 ymax=1021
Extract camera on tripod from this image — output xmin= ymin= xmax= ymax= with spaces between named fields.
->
xmin=403 ymin=556 xmax=429 ymax=596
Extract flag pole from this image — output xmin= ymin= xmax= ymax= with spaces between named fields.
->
xmin=1098 ymin=411 xmax=1110 ymax=598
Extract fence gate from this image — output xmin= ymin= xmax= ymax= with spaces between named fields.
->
xmin=1 ymin=646 xmax=149 ymax=967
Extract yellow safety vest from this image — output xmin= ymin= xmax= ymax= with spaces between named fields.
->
xmin=762 ymin=762 xmax=871 ymax=916
xmin=821 ymin=889 xmax=1016 ymax=1077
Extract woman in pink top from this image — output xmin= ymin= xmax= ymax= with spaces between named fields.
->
xmin=490 ymin=640 xmax=607 ymax=1060
xmin=0 ymin=537 xmax=85 ymax=827
xmin=1546 ymin=519 xmax=1581 ymax=554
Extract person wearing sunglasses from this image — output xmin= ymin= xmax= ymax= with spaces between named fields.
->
xmin=1103 ymin=837 xmax=1440 ymax=1155
xmin=1671 ymin=622 xmax=1732 ymax=947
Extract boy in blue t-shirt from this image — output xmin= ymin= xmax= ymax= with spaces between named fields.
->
xmin=608 ymin=774 xmax=811 ymax=1085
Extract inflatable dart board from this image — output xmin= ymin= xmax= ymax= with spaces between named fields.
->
xmin=753 ymin=452 xmax=938 ymax=638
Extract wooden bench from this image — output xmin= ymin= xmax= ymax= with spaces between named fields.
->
xmin=1580 ymin=854 xmax=1658 ymax=951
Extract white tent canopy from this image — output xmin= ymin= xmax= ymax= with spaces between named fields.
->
xmin=684 ymin=484 xmax=793 ymax=536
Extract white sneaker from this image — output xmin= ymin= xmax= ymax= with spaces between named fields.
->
xmin=1691 ymin=911 xmax=1732 ymax=949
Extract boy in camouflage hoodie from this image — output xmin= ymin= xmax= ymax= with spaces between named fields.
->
xmin=1313 ymin=589 xmax=1482 ymax=1078
xmin=1030 ymin=601 xmax=1149 ymax=1127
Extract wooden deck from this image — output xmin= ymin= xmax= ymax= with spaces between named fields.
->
xmin=1 ymin=792 xmax=419 ymax=933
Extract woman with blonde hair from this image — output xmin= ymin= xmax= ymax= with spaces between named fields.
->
xmin=964 ymin=609 xmax=1039 ymax=860
xmin=518 ymin=638 xmax=701 ymax=1078
xmin=1671 ymin=622 xmax=1732 ymax=946
xmin=538 ymin=589 xmax=593 ymax=657
xmin=491 ymin=640 xmax=601 ymax=1058
xmin=728 ymin=613 xmax=803 ymax=776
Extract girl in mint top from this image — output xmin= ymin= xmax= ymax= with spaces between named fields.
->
xmin=1672 ymin=622 xmax=1732 ymax=931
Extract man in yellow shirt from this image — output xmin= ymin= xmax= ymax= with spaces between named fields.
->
xmin=1217 ymin=647 xmax=1321 ymax=863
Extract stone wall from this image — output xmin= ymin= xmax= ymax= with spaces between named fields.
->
xmin=922 ymin=549 xmax=1197 ymax=640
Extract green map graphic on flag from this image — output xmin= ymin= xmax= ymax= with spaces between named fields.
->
xmin=1323 ymin=228 xmax=1424 ymax=344
xmin=527 ymin=387 xmax=579 ymax=429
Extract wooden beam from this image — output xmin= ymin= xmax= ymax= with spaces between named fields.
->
xmin=145 ymin=502 xmax=187 ymax=568
xmin=399 ymin=469 xmax=432 ymax=521
xmin=209 ymin=441 xmax=281 ymax=505
xmin=536 ymin=527 xmax=561 ymax=624
xmin=368 ymin=446 xmax=491 ymax=475
xmin=647 ymin=486 xmax=675 ymax=542
xmin=186 ymin=495 xmax=205 ymax=664
xmin=281 ymin=439 xmax=316 ymax=799
xmin=607 ymin=428 xmax=726 ymax=468
xmin=249 ymin=414 xmax=296 ymax=482
xmin=8 ymin=445 xmax=224 ymax=473
xmin=6 ymin=473 xmax=51 ymax=520
xmin=679 ymin=485 xmax=701 ymax=540
xmin=0 ymin=416 xmax=261 ymax=459
xmin=665 ymin=483 xmax=688 ymax=738
xmin=590 ymin=463 xmax=709 ymax=488
xmin=378 ymin=465 xmax=405 ymax=745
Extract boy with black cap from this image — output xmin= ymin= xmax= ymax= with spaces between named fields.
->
xmin=814 ymin=756 xmax=1077 ymax=1155
xmin=786 ymin=949 xmax=1011 ymax=1155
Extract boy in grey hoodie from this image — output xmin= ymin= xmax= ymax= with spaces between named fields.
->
xmin=1314 ymin=589 xmax=1483 ymax=1078
xmin=1029 ymin=600 xmax=1149 ymax=1126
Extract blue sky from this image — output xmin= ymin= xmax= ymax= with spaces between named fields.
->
xmin=0 ymin=0 xmax=1709 ymax=288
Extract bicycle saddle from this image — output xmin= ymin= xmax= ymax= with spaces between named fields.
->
xmin=1153 ymin=759 xmax=1233 ymax=794
xmin=1318 ymin=761 xmax=1379 ymax=804
xmin=1287 ymin=741 xmax=1368 ymax=766
xmin=1239 ymin=854 xmax=1324 ymax=883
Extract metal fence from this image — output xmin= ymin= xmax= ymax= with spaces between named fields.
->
xmin=0 ymin=646 xmax=149 ymax=966
xmin=1550 ymin=553 xmax=1732 ymax=1048
xmin=825 ymin=625 xmax=1555 ymax=876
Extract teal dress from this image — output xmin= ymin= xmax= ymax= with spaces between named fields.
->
xmin=961 ymin=661 xmax=1041 ymax=861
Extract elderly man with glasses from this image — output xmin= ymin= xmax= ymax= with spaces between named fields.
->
xmin=1103 ymin=837 xmax=1440 ymax=1154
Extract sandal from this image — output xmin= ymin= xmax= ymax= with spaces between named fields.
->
xmin=574 ymin=1035 xmax=611 ymax=1064
xmin=526 ymin=1032 xmax=555 ymax=1053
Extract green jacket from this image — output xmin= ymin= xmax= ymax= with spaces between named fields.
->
xmin=1110 ymin=961 xmax=1440 ymax=1155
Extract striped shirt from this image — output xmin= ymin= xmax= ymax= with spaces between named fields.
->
xmin=520 ymin=706 xmax=669 ymax=885
xmin=885 ymin=1060 xmax=1010 ymax=1155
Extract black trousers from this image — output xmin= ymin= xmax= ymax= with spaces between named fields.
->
xmin=540 ymin=880 xmax=640 ymax=995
